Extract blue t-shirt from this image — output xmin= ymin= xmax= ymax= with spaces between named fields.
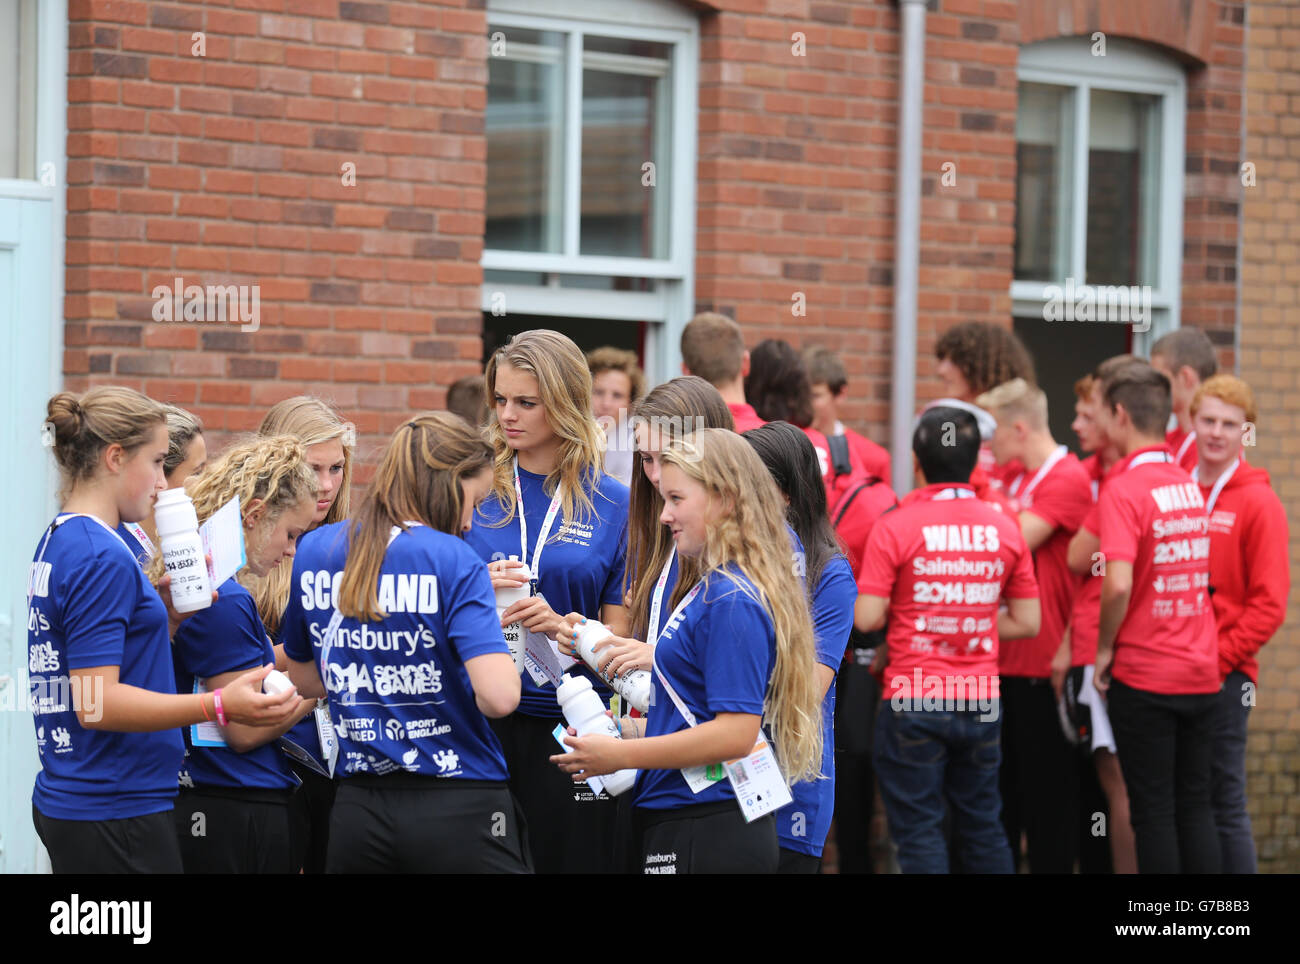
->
xmin=282 ymin=522 xmax=513 ymax=781
xmin=28 ymin=515 xmax=183 ymax=820
xmin=172 ymin=578 xmax=296 ymax=791
xmin=634 ymin=566 xmax=776 ymax=810
xmin=115 ymin=522 xmax=154 ymax=568
xmin=463 ymin=467 xmax=629 ymax=717
xmin=778 ymin=553 xmax=855 ymax=857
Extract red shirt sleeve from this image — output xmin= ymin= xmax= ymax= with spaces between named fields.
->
xmin=1220 ymin=489 xmax=1291 ymax=672
xmin=857 ymin=515 xmax=900 ymax=597
xmin=1002 ymin=532 xmax=1040 ymax=600
xmin=1097 ymin=482 xmax=1139 ymax=565
xmin=1023 ymin=470 xmax=1090 ymax=533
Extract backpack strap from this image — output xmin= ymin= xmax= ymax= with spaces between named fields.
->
xmin=827 ymin=433 xmax=853 ymax=478
xmin=832 ymin=476 xmax=883 ymax=528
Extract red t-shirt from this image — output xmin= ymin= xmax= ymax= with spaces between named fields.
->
xmin=1068 ymin=455 xmax=1107 ymax=667
xmin=858 ymin=483 xmax=1038 ymax=701
xmin=1166 ymin=425 xmax=1198 ymax=473
xmin=832 ymin=477 xmax=898 ymax=579
xmin=728 ymin=402 xmax=766 ymax=434
xmin=1096 ymin=445 xmax=1219 ymax=694
xmin=842 ymin=427 xmax=891 ymax=484
xmin=998 ymin=448 xmax=1091 ymax=678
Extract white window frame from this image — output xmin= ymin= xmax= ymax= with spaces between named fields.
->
xmin=483 ymin=0 xmax=699 ymax=382
xmin=1013 ymin=38 xmax=1186 ymax=351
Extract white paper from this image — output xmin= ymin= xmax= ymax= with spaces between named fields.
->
xmin=551 ymin=723 xmax=606 ymax=797
xmin=199 ymin=495 xmax=246 ymax=586
xmin=524 ymin=630 xmax=566 ymax=687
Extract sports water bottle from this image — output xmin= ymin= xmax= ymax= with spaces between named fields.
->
xmin=554 ymin=673 xmax=636 ymax=796
xmin=571 ymin=620 xmax=652 ymax=713
xmin=153 ymin=488 xmax=213 ymax=614
xmin=495 ymin=555 xmax=531 ymax=672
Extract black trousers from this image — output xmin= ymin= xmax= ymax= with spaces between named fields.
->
xmin=326 ymin=775 xmax=532 ymax=874
xmin=173 ymin=786 xmax=294 ymax=874
xmin=639 ymin=800 xmax=778 ymax=874
xmin=287 ymin=760 xmax=337 ymax=874
xmin=999 ymin=676 xmax=1079 ymax=873
xmin=34 ymin=804 xmax=182 ymax=874
xmin=491 ymin=711 xmax=625 ymax=874
xmin=832 ymin=657 xmax=880 ymax=874
xmin=778 ymin=847 xmax=823 ymax=874
xmin=1108 ymin=679 xmax=1221 ymax=874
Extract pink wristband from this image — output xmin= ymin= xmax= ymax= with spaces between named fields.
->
xmin=213 ymin=688 xmax=228 ymax=726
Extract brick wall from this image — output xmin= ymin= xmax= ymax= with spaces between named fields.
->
xmin=64 ymin=0 xmax=489 ymax=480
xmin=1238 ymin=0 xmax=1300 ymax=874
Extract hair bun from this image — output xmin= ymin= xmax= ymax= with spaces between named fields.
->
xmin=45 ymin=392 xmax=85 ymax=442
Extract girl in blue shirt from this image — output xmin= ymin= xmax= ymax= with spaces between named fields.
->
xmin=285 ymin=412 xmax=530 ymax=872
xmin=464 ymin=329 xmax=630 ymax=874
xmin=29 ymin=388 xmax=299 ymax=874
xmin=116 ymin=404 xmax=206 ymax=566
xmin=552 ymin=429 xmax=823 ymax=873
xmin=743 ymin=421 xmax=857 ymax=873
xmin=167 ymin=435 xmax=320 ymax=873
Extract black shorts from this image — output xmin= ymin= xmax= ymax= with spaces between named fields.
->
xmin=326 ymin=773 xmax=532 ymax=874
xmin=172 ymin=786 xmax=295 ymax=874
xmin=778 ymin=847 xmax=823 ymax=874
xmin=34 ymin=804 xmax=183 ymax=874
xmin=491 ymin=712 xmax=626 ymax=873
xmin=639 ymin=800 xmax=778 ymax=874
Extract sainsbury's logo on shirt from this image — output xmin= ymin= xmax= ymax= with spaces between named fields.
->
xmin=921 ymin=524 xmax=1000 ymax=553
xmin=1150 ymin=482 xmax=1204 ymax=514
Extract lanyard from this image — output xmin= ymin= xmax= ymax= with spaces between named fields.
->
xmin=1192 ymin=458 xmax=1239 ymax=515
xmin=1009 ymin=445 xmax=1068 ymax=501
xmin=649 ymin=579 xmax=706 ymax=727
xmin=1176 ymin=431 xmax=1196 ymax=464
xmin=646 ymin=546 xmax=677 ymax=646
xmin=28 ymin=513 xmax=132 ymax=609
xmin=513 ymin=456 xmax=564 ymax=595
xmin=929 ymin=487 xmax=975 ymax=501
xmin=1127 ymin=450 xmax=1173 ymax=472
xmin=122 ymin=521 xmax=156 ymax=559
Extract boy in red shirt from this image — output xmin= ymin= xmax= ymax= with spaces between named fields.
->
xmin=805 ymin=345 xmax=892 ymax=485
xmin=679 ymin=312 xmax=766 ymax=433
xmin=855 ymin=407 xmax=1040 ymax=874
xmin=1149 ymin=327 xmax=1218 ymax=473
xmin=976 ymin=378 xmax=1091 ymax=873
xmin=1190 ymin=375 xmax=1289 ymax=873
xmin=1093 ymin=361 xmax=1221 ymax=874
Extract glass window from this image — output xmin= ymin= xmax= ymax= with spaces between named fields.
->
xmin=1086 ymin=89 xmax=1160 ymax=287
xmin=1014 ymin=83 xmax=1072 ymax=283
xmin=0 ymin=0 xmax=39 ymax=181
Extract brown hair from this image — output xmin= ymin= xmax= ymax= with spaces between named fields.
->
xmin=803 ymin=345 xmax=847 ymax=394
xmin=586 ymin=346 xmax=646 ymax=405
xmin=45 ymin=387 xmax=167 ymax=499
xmin=162 ymin=405 xmax=204 ymax=480
xmin=745 ymin=339 xmax=813 ymax=428
xmin=680 ymin=312 xmax=745 ymax=387
xmin=337 ymin=413 xmax=493 ymax=621
xmin=1103 ymin=362 xmax=1172 ymax=437
xmin=447 ymin=375 xmax=489 ymax=429
xmin=935 ymin=322 xmax=1036 ymax=398
xmin=1151 ymin=327 xmax=1218 ymax=382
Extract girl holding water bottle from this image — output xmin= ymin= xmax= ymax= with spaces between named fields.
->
xmin=283 ymin=413 xmax=530 ymax=872
xmin=465 ymin=330 xmax=631 ymax=874
xmin=551 ymin=429 xmax=822 ymax=873
xmin=29 ymin=388 xmax=298 ymax=874
xmin=165 ymin=436 xmax=321 ymax=873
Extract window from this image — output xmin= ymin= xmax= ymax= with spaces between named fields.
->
xmin=0 ymin=0 xmax=39 ymax=181
xmin=1012 ymin=37 xmax=1185 ymax=349
xmin=483 ymin=0 xmax=698 ymax=378
xmin=1012 ymin=38 xmax=1187 ymax=448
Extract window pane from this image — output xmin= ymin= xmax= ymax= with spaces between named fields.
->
xmin=580 ymin=37 xmax=671 ymax=259
xmin=1086 ymin=89 xmax=1160 ymax=287
xmin=0 ymin=0 xmax=39 ymax=180
xmin=486 ymin=27 xmax=565 ymax=253
xmin=1015 ymin=83 xmax=1073 ymax=282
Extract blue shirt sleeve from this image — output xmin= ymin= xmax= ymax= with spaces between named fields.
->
xmin=445 ymin=544 xmax=512 ymax=663
xmin=812 ymin=556 xmax=856 ymax=670
xmin=281 ymin=556 xmax=311 ymax=663
xmin=60 ymin=551 xmax=139 ymax=670
xmin=174 ymin=585 xmax=269 ymax=680
xmin=701 ymin=579 xmax=773 ymax=717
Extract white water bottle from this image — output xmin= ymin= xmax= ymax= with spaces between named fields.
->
xmin=572 ymin=621 xmax=652 ymax=714
xmin=555 ymin=673 xmax=636 ymax=797
xmin=154 ymin=488 xmax=213 ymax=614
xmin=495 ymin=555 xmax=531 ymax=673
xmin=263 ymin=670 xmax=295 ymax=696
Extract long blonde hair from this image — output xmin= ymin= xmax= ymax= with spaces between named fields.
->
xmin=248 ymin=396 xmax=356 ymax=635
xmin=150 ymin=436 xmax=317 ymax=583
xmin=624 ymin=377 xmax=734 ymax=640
xmin=483 ymin=330 xmax=606 ymax=530
xmin=659 ymin=429 xmax=822 ymax=783
xmin=337 ymin=413 xmax=494 ymax=621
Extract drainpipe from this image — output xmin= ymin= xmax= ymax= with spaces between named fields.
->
xmin=891 ymin=0 xmax=926 ymax=496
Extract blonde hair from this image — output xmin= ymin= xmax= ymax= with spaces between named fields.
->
xmin=250 ymin=396 xmax=356 ymax=635
xmin=975 ymin=378 xmax=1047 ymax=431
xmin=1191 ymin=374 xmax=1256 ymax=425
xmin=659 ymin=428 xmax=822 ymax=784
xmin=45 ymin=387 xmax=167 ymax=500
xmin=163 ymin=405 xmax=204 ymax=480
xmin=148 ymin=436 xmax=317 ymax=584
xmin=483 ymin=330 xmax=605 ymax=529
xmin=338 ymin=413 xmax=494 ymax=622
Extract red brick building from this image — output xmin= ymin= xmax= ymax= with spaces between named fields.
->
xmin=0 ymin=0 xmax=1295 ymax=870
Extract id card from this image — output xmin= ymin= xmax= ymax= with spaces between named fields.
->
xmin=681 ymin=761 xmax=728 ymax=795
xmin=315 ymin=700 xmax=339 ymax=778
xmin=189 ymin=679 xmax=228 ymax=748
xmin=725 ymin=735 xmax=792 ymax=822
xmin=550 ymin=724 xmax=607 ymax=797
